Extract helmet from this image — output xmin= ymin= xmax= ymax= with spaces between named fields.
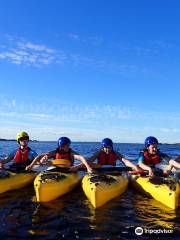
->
xmin=101 ymin=138 xmax=113 ymax=148
xmin=16 ymin=131 xmax=29 ymax=141
xmin=145 ymin=136 xmax=158 ymax=147
xmin=58 ymin=137 xmax=71 ymax=147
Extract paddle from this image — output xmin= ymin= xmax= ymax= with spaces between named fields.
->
xmin=32 ymin=164 xmax=133 ymax=174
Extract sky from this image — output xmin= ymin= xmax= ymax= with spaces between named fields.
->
xmin=0 ymin=0 xmax=180 ymax=143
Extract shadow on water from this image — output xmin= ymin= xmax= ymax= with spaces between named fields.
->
xmin=0 ymin=183 xmax=179 ymax=239
xmin=30 ymin=186 xmax=93 ymax=240
xmin=0 ymin=185 xmax=35 ymax=239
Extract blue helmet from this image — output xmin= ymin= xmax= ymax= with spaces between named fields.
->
xmin=58 ymin=137 xmax=71 ymax=147
xmin=145 ymin=136 xmax=158 ymax=147
xmin=101 ymin=138 xmax=113 ymax=148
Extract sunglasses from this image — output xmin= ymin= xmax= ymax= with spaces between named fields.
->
xmin=19 ymin=137 xmax=29 ymax=141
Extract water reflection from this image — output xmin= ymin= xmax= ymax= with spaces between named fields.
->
xmin=133 ymin=192 xmax=177 ymax=229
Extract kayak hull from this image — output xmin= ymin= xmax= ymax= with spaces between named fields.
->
xmin=82 ymin=174 xmax=128 ymax=208
xmin=130 ymin=175 xmax=179 ymax=209
xmin=0 ymin=171 xmax=35 ymax=194
xmin=34 ymin=171 xmax=81 ymax=202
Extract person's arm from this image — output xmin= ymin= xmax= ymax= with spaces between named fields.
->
xmin=116 ymin=152 xmax=139 ymax=170
xmin=138 ymin=162 xmax=153 ymax=176
xmin=25 ymin=151 xmax=55 ymax=170
xmin=70 ymin=151 xmax=99 ymax=170
xmin=121 ymin=158 xmax=139 ymax=171
xmin=0 ymin=150 xmax=16 ymax=168
xmin=137 ymin=152 xmax=153 ymax=176
xmin=72 ymin=152 xmax=94 ymax=174
xmin=158 ymin=152 xmax=175 ymax=174
xmin=87 ymin=152 xmax=99 ymax=163
xmin=168 ymin=159 xmax=180 ymax=170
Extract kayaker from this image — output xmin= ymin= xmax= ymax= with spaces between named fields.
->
xmin=0 ymin=131 xmax=38 ymax=170
xmin=25 ymin=136 xmax=94 ymax=174
xmin=72 ymin=138 xmax=139 ymax=171
xmin=138 ymin=136 xmax=180 ymax=176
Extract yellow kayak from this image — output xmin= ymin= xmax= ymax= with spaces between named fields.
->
xmin=34 ymin=158 xmax=82 ymax=202
xmin=82 ymin=174 xmax=129 ymax=208
xmin=130 ymin=175 xmax=179 ymax=209
xmin=34 ymin=171 xmax=81 ymax=202
xmin=0 ymin=170 xmax=35 ymax=194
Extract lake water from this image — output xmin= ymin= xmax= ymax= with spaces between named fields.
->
xmin=0 ymin=141 xmax=179 ymax=239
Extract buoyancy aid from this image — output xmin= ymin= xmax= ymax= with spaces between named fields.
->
xmin=55 ymin=148 xmax=74 ymax=166
xmin=14 ymin=147 xmax=31 ymax=164
xmin=98 ymin=150 xmax=117 ymax=166
xmin=142 ymin=149 xmax=160 ymax=166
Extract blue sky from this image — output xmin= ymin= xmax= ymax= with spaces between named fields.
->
xmin=0 ymin=0 xmax=180 ymax=143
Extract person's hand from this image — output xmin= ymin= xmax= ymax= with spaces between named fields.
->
xmin=163 ymin=169 xmax=171 ymax=176
xmin=87 ymin=167 xmax=95 ymax=174
xmin=40 ymin=155 xmax=48 ymax=164
xmin=0 ymin=162 xmax=4 ymax=169
xmin=148 ymin=168 xmax=154 ymax=177
xmin=25 ymin=164 xmax=33 ymax=171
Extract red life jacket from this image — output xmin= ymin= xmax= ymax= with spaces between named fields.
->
xmin=14 ymin=147 xmax=31 ymax=164
xmin=55 ymin=148 xmax=74 ymax=166
xmin=98 ymin=150 xmax=117 ymax=166
xmin=143 ymin=149 xmax=160 ymax=166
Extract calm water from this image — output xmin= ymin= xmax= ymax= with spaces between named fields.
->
xmin=0 ymin=141 xmax=180 ymax=240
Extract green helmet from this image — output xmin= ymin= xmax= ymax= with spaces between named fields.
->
xmin=16 ymin=131 xmax=29 ymax=141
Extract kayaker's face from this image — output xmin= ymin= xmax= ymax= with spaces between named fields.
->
xmin=59 ymin=144 xmax=70 ymax=152
xmin=19 ymin=137 xmax=29 ymax=148
xmin=147 ymin=144 xmax=158 ymax=154
xmin=103 ymin=146 xmax=112 ymax=154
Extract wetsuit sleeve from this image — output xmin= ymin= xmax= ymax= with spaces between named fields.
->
xmin=138 ymin=152 xmax=144 ymax=164
xmin=28 ymin=150 xmax=38 ymax=161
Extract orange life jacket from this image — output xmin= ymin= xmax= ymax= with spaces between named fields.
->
xmin=97 ymin=150 xmax=117 ymax=166
xmin=143 ymin=149 xmax=160 ymax=166
xmin=14 ymin=147 xmax=31 ymax=164
xmin=55 ymin=148 xmax=74 ymax=166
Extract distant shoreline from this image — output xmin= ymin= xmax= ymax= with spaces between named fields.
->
xmin=0 ymin=139 xmax=38 ymax=142
xmin=0 ymin=139 xmax=180 ymax=145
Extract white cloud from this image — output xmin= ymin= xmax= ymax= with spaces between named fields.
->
xmin=68 ymin=33 xmax=103 ymax=45
xmin=0 ymin=35 xmax=100 ymax=68
xmin=117 ymin=39 xmax=175 ymax=57
xmin=1 ymin=95 xmax=180 ymax=127
xmin=151 ymin=40 xmax=174 ymax=49
xmin=17 ymin=41 xmax=55 ymax=54
xmin=0 ymin=35 xmax=81 ymax=67
xmin=160 ymin=128 xmax=180 ymax=133
xmin=0 ymin=34 xmax=146 ymax=75
xmin=68 ymin=33 xmax=80 ymax=40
